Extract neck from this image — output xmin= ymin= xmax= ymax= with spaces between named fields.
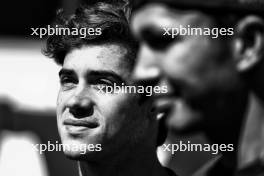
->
xmin=204 ymin=88 xmax=249 ymax=171
xmin=238 ymin=92 xmax=264 ymax=169
xmin=78 ymin=146 xmax=169 ymax=176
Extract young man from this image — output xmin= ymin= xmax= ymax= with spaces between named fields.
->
xmin=45 ymin=1 xmax=177 ymax=176
xmin=130 ymin=0 xmax=264 ymax=175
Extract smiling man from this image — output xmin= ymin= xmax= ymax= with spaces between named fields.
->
xmin=130 ymin=0 xmax=264 ymax=176
xmin=44 ymin=1 xmax=177 ymax=176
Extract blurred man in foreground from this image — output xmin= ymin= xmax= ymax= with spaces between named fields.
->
xmin=45 ymin=1 xmax=177 ymax=176
xmin=131 ymin=0 xmax=264 ymax=175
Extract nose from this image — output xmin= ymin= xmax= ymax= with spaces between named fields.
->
xmin=131 ymin=9 xmax=167 ymax=87
xmin=66 ymin=87 xmax=94 ymax=118
xmin=132 ymin=44 xmax=162 ymax=87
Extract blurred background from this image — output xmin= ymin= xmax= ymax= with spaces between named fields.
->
xmin=0 ymin=0 xmax=213 ymax=176
xmin=0 ymin=1 xmax=80 ymax=176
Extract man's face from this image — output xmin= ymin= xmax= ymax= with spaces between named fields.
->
xmin=57 ymin=44 xmax=151 ymax=160
xmin=131 ymin=4 xmax=246 ymax=134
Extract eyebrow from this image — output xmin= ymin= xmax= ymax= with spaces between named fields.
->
xmin=58 ymin=68 xmax=125 ymax=83
xmin=88 ymin=70 xmax=125 ymax=83
xmin=58 ymin=68 xmax=75 ymax=77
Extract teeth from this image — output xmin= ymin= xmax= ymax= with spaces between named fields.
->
xmin=157 ymin=112 xmax=165 ymax=120
xmin=155 ymin=99 xmax=173 ymax=107
xmin=66 ymin=125 xmax=88 ymax=131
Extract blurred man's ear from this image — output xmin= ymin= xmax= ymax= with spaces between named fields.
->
xmin=233 ymin=16 xmax=264 ymax=72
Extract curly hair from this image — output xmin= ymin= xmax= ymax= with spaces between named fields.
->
xmin=44 ymin=1 xmax=137 ymax=67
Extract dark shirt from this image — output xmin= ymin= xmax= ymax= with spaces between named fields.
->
xmin=166 ymin=167 xmax=178 ymax=176
xmin=236 ymin=160 xmax=264 ymax=176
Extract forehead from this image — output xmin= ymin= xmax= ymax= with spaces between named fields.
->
xmin=63 ymin=44 xmax=129 ymax=74
xmin=133 ymin=4 xmax=214 ymax=28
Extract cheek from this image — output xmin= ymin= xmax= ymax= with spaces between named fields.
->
xmin=160 ymin=42 xmax=195 ymax=79
xmin=167 ymin=100 xmax=202 ymax=130
xmin=98 ymin=94 xmax=130 ymax=120
xmin=97 ymin=94 xmax=139 ymax=131
xmin=56 ymin=92 xmax=65 ymax=129
xmin=56 ymin=90 xmax=72 ymax=117
xmin=161 ymin=38 xmax=217 ymax=83
xmin=56 ymin=91 xmax=64 ymax=112
xmin=56 ymin=92 xmax=63 ymax=108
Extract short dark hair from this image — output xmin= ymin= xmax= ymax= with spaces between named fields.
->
xmin=44 ymin=1 xmax=137 ymax=67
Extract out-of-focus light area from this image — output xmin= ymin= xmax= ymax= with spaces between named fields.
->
xmin=0 ymin=131 xmax=48 ymax=176
xmin=0 ymin=38 xmax=79 ymax=176
xmin=0 ymin=1 xmax=80 ymax=176
xmin=0 ymin=38 xmax=59 ymax=110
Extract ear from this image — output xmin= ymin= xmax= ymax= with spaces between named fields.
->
xmin=233 ymin=16 xmax=264 ymax=72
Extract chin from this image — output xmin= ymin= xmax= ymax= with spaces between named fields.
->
xmin=63 ymin=146 xmax=99 ymax=161
xmin=61 ymin=137 xmax=102 ymax=160
xmin=166 ymin=113 xmax=203 ymax=135
xmin=64 ymin=150 xmax=86 ymax=160
xmin=169 ymin=124 xmax=203 ymax=135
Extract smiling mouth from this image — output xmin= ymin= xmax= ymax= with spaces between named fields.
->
xmin=63 ymin=119 xmax=99 ymax=129
xmin=155 ymin=98 xmax=174 ymax=113
xmin=151 ymin=93 xmax=175 ymax=117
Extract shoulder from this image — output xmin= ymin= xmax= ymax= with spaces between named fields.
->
xmin=165 ymin=167 xmax=179 ymax=176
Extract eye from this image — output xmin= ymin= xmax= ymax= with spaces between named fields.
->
xmin=60 ymin=75 xmax=77 ymax=90
xmin=95 ymin=78 xmax=120 ymax=94
xmin=90 ymin=78 xmax=115 ymax=93
xmin=140 ymin=27 xmax=178 ymax=51
xmin=97 ymin=79 xmax=114 ymax=86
